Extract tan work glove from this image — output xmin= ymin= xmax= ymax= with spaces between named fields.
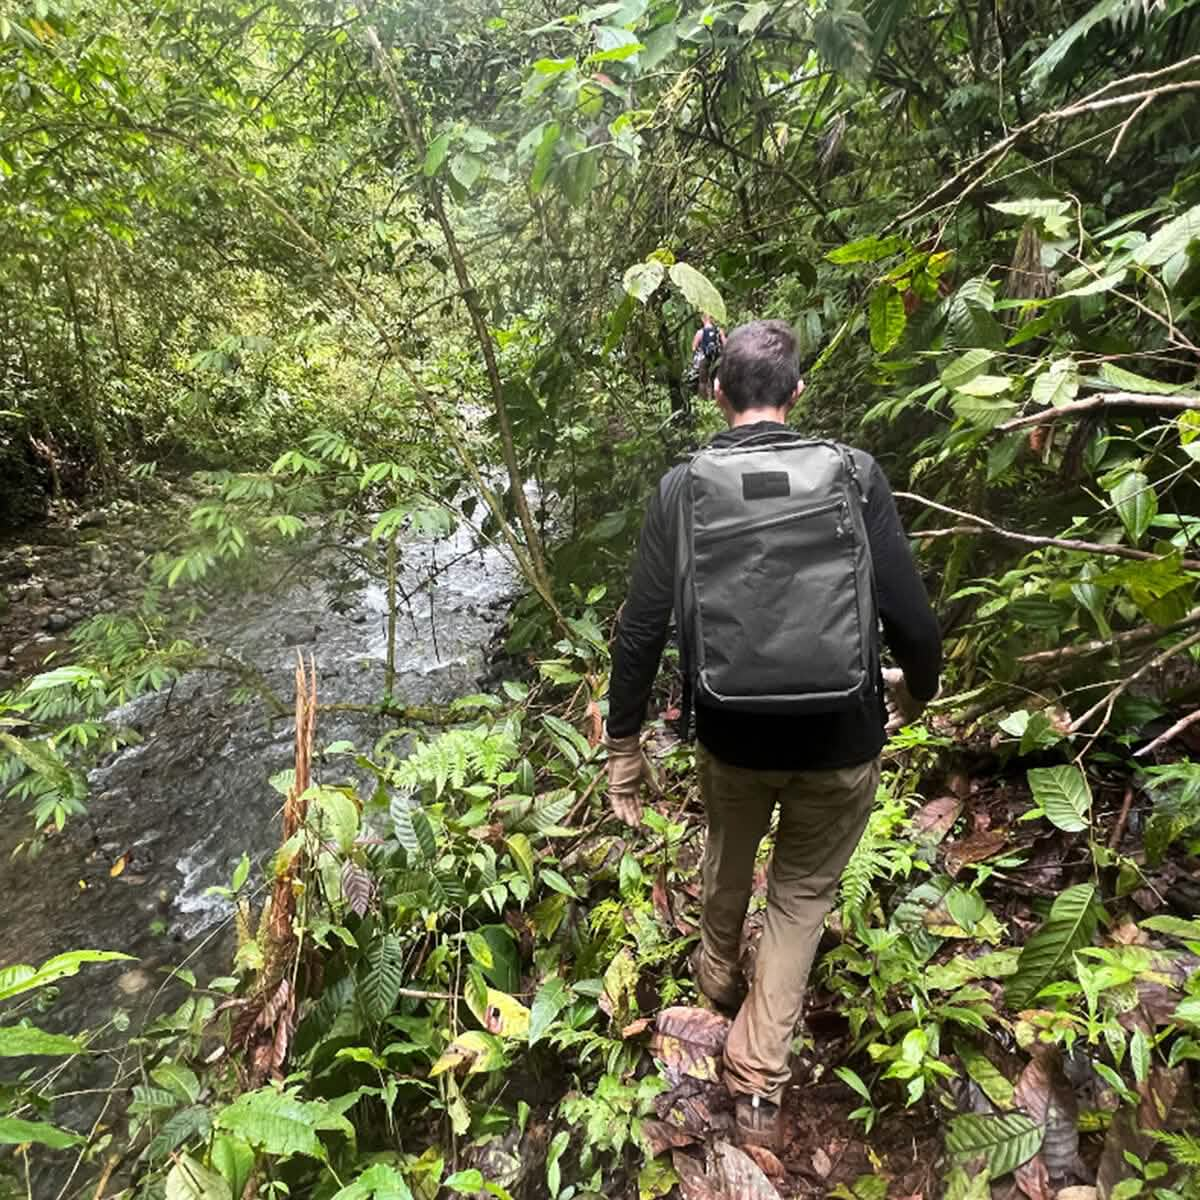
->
xmin=883 ymin=667 xmax=926 ymax=732
xmin=603 ymin=725 xmax=656 ymax=827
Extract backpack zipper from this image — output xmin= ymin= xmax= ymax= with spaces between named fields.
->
xmin=694 ymin=496 xmax=847 ymax=545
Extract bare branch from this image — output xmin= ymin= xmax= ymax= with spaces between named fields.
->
xmin=1018 ymin=606 xmax=1200 ymax=667
xmin=890 ymin=55 xmax=1200 ymax=228
xmin=1068 ymin=627 xmax=1200 ymax=734
xmin=996 ymin=392 xmax=1200 ymax=432
xmin=897 ymin=492 xmax=1200 ymax=571
xmin=1134 ymin=707 xmax=1200 ymax=758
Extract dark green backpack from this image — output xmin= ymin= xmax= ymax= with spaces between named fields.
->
xmin=675 ymin=432 xmax=878 ymax=716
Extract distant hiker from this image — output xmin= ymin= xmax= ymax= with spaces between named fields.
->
xmin=604 ymin=319 xmax=941 ymax=1151
xmin=689 ymin=313 xmax=725 ymax=399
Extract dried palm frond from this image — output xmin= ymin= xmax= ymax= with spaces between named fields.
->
xmin=225 ymin=654 xmax=317 ymax=1086
xmin=1006 ymin=221 xmax=1053 ymax=301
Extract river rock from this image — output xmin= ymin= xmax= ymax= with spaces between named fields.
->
xmin=46 ymin=612 xmax=71 ymax=633
xmin=115 ymin=967 xmax=155 ymax=996
xmin=22 ymin=583 xmax=45 ymax=605
xmin=78 ymin=509 xmax=105 ymax=529
xmin=45 ymin=579 xmax=68 ymax=600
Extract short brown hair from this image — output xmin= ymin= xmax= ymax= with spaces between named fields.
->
xmin=716 ymin=320 xmax=801 ymax=412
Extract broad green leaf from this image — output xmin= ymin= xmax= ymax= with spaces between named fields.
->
xmin=869 ymin=286 xmax=906 ymax=352
xmin=1032 ymin=359 xmax=1079 ymax=407
xmin=0 ymin=1116 xmax=84 ymax=1148
xmin=1130 ymin=1027 xmax=1151 ymax=1084
xmin=826 ymin=234 xmax=906 ymax=264
xmin=430 ymin=1029 xmax=505 ymax=1076
xmin=1110 ymin=470 xmax=1157 ymax=545
xmin=445 ymin=1170 xmax=485 ymax=1192
xmin=1135 ymin=203 xmax=1200 ymax=267
xmin=940 ymin=348 xmax=994 ymax=390
xmin=530 ymin=121 xmax=561 ymax=194
xmin=212 ymin=1130 xmax=259 ymax=1189
xmin=311 ymin=786 xmax=359 ymax=853
xmin=540 ymin=868 xmax=579 ymax=899
xmin=165 ymin=1154 xmax=231 ymax=1200
xmin=1100 ymin=362 xmax=1194 ymax=395
xmin=0 ymin=1025 xmax=84 ymax=1057
xmin=423 ymin=132 xmax=451 ymax=177
xmin=0 ymin=950 xmax=132 ymax=1003
xmin=332 ymin=1163 xmax=415 ymax=1199
xmin=623 ymin=260 xmax=665 ymax=304
xmin=952 ymin=374 xmax=1011 ymax=397
xmin=449 ymin=152 xmax=484 ymax=192
xmin=1058 ymin=270 xmax=1126 ymax=298
xmin=739 ymin=0 xmax=771 ymax=33
xmin=465 ymin=931 xmax=494 ymax=971
xmin=360 ymin=934 xmax=404 ymax=1024
xmin=668 ymin=261 xmax=726 ymax=324
xmin=946 ymin=1112 xmax=1041 ymax=1178
xmin=529 ymin=975 xmax=570 ymax=1045
xmin=1006 ymin=883 xmax=1099 ymax=1010
xmin=1027 ymin=765 xmax=1091 ymax=832
xmin=151 ymin=1061 xmax=201 ymax=1103
xmin=506 ymin=833 xmax=535 ymax=885
xmin=955 ymin=1041 xmax=1014 ymax=1109
xmin=214 ymin=1089 xmax=353 ymax=1159
xmin=950 ymin=393 xmax=1018 ymax=430
xmin=990 ymin=198 xmax=1070 ymax=223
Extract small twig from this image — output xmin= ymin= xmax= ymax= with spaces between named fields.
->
xmin=1109 ymin=785 xmax=1135 ymax=851
xmin=1134 ymin=707 xmax=1200 ymax=758
xmin=1108 ymin=93 xmax=1155 ymax=162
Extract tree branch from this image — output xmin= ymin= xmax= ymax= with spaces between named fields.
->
xmin=996 ymin=392 xmax=1200 ymax=432
xmin=896 ymin=492 xmax=1200 ymax=571
xmin=1068 ymin=626 xmax=1200 ymax=735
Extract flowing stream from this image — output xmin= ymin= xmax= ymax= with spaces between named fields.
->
xmin=0 ymin=517 xmax=519 ymax=1170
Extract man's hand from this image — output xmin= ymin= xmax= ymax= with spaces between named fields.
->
xmin=603 ymin=727 xmax=654 ymax=827
xmin=883 ymin=667 xmax=925 ymax=732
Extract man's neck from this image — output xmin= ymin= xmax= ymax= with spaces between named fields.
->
xmin=728 ymin=408 xmax=789 ymax=428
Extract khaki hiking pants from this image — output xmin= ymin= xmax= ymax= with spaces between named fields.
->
xmin=696 ymin=746 xmax=880 ymax=1104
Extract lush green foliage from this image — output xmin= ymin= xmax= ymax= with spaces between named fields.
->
xmin=3 ymin=0 xmax=1200 ymax=1194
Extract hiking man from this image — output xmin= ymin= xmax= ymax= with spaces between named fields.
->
xmin=603 ymin=319 xmax=941 ymax=1150
xmin=690 ymin=313 xmax=725 ymax=399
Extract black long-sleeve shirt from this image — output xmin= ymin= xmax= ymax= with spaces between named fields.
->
xmin=607 ymin=422 xmax=942 ymax=771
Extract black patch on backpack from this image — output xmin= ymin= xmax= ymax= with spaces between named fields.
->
xmin=742 ymin=471 xmax=790 ymax=501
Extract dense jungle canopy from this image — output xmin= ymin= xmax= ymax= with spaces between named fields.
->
xmin=2 ymin=0 xmax=1200 ymax=1198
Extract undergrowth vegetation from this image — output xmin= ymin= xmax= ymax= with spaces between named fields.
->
xmin=2 ymin=0 xmax=1200 ymax=1195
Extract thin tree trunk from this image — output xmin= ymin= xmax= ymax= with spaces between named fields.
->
xmin=364 ymin=25 xmax=553 ymax=601
xmin=62 ymin=260 xmax=112 ymax=488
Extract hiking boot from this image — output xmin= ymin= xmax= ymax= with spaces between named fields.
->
xmin=734 ymin=1093 xmax=783 ymax=1153
xmin=690 ymin=946 xmax=747 ymax=1013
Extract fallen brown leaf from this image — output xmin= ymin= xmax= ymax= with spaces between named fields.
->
xmin=913 ymin=795 xmax=963 ymax=845
xmin=944 ymin=830 xmax=1009 ymax=876
xmin=673 ymin=1142 xmax=783 ymax=1200
xmin=811 ymin=1147 xmax=833 ymax=1178
xmin=642 ymin=1117 xmax=702 ymax=1157
xmin=1015 ymin=1153 xmax=1053 ymax=1200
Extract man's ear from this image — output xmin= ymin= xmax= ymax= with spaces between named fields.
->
xmin=784 ymin=379 xmax=806 ymax=414
xmin=714 ymin=377 xmax=734 ymax=423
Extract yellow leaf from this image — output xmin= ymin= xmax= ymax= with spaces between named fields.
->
xmin=429 ymin=1030 xmax=502 ymax=1076
xmin=478 ymin=988 xmax=530 ymax=1039
xmin=110 ymin=855 xmax=127 ymax=878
